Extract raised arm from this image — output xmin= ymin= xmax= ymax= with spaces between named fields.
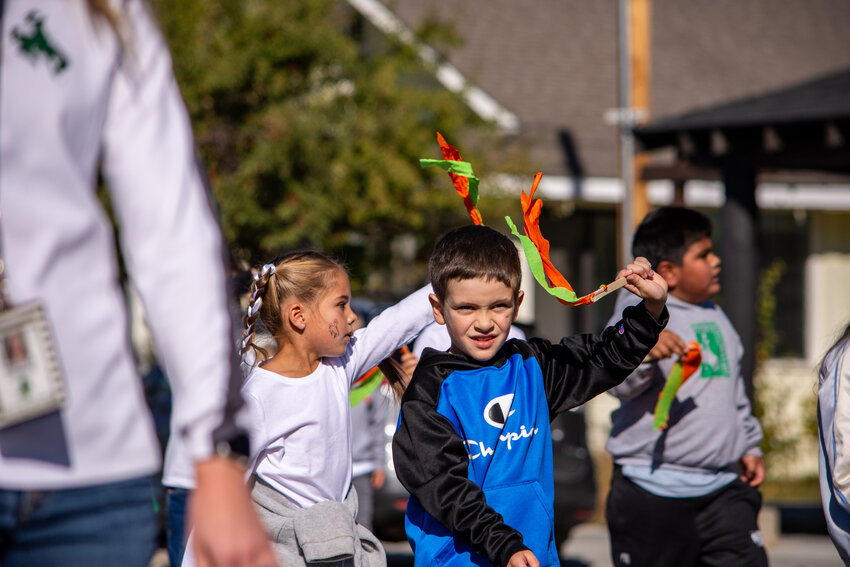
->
xmin=343 ymin=285 xmax=433 ymax=382
xmin=536 ymin=300 xmax=668 ymax=415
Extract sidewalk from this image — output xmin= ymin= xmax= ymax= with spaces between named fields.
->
xmin=152 ymin=519 xmax=845 ymax=567
xmin=560 ymin=522 xmax=843 ymax=567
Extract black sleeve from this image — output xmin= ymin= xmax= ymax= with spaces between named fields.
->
xmin=392 ymin=367 xmax=528 ymax=567
xmin=526 ymin=300 xmax=668 ymax=416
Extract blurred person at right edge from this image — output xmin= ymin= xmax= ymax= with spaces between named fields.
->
xmin=604 ymin=207 xmax=767 ymax=567
xmin=818 ymin=321 xmax=850 ymax=565
xmin=0 ymin=1 xmax=275 ymax=566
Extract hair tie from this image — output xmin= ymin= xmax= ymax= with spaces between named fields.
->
xmin=255 ymin=263 xmax=276 ymax=280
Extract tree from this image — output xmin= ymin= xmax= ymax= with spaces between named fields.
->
xmin=153 ymin=0 xmax=512 ymax=293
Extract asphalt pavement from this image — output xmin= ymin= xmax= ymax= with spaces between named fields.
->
xmin=384 ymin=523 xmax=845 ymax=567
xmin=559 ymin=523 xmax=844 ymax=567
xmin=150 ymin=523 xmax=845 ymax=566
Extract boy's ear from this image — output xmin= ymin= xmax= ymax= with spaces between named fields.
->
xmin=655 ymin=260 xmax=679 ymax=289
xmin=429 ymin=293 xmax=446 ymax=325
xmin=511 ymin=290 xmax=525 ymax=322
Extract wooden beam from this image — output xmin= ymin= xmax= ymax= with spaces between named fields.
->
xmin=641 ymin=162 xmax=721 ymax=182
xmin=631 ymin=0 xmax=652 ymax=228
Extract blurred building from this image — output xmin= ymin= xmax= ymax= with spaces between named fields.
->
xmin=350 ymin=0 xmax=850 ymax=479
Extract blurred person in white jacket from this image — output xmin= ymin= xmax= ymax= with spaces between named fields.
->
xmin=818 ymin=322 xmax=850 ymax=565
xmin=0 ymin=1 xmax=275 ymax=566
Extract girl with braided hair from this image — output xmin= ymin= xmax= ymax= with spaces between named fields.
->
xmin=236 ymin=251 xmax=433 ymax=567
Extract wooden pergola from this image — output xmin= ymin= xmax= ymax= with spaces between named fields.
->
xmin=633 ymin=68 xmax=850 ymax=400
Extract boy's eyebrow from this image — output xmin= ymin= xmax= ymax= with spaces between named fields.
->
xmin=450 ymin=298 xmax=514 ymax=308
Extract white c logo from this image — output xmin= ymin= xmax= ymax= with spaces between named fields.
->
xmin=483 ymin=394 xmax=515 ymax=428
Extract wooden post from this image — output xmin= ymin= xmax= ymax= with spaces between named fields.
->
xmin=618 ymin=0 xmax=652 ymax=265
xmin=631 ymin=0 xmax=651 ymax=229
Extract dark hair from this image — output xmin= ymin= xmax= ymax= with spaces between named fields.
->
xmin=429 ymin=225 xmax=521 ymax=301
xmin=821 ymin=322 xmax=850 ymax=371
xmin=632 ymin=207 xmax=713 ymax=267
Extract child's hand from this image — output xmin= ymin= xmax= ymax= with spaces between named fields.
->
xmin=740 ymin=454 xmax=765 ymax=487
xmin=192 ymin=458 xmax=279 ymax=567
xmin=371 ymin=469 xmax=386 ymax=490
xmin=507 ymin=549 xmax=539 ymax=567
xmin=617 ymin=257 xmax=668 ymax=320
xmin=400 ymin=349 xmax=419 ymax=385
xmin=647 ymin=330 xmax=686 ymax=361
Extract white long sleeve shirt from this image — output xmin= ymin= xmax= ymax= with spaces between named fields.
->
xmin=243 ymin=285 xmax=433 ymax=508
xmin=0 ymin=0 xmax=243 ymax=489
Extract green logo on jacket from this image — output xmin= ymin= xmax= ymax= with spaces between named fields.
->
xmin=691 ymin=321 xmax=730 ymax=378
xmin=11 ymin=10 xmax=69 ymax=75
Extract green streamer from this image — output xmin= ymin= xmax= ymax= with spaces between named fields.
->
xmin=419 ymin=158 xmax=479 ymax=207
xmin=653 ymin=360 xmax=685 ymax=430
xmin=505 ymin=216 xmax=580 ymax=304
xmin=349 ymin=368 xmax=384 ymax=408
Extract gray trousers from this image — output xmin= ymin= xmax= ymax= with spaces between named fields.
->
xmin=250 ymin=477 xmax=386 ymax=567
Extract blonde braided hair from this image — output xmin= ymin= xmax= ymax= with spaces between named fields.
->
xmin=241 ymin=251 xmax=344 ymax=365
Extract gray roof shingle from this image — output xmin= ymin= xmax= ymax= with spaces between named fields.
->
xmin=381 ymin=0 xmax=850 ymax=177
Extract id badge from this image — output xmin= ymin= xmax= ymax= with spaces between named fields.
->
xmin=0 ymin=302 xmax=65 ymax=428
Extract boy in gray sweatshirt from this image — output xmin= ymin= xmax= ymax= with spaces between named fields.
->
xmin=604 ymin=207 xmax=767 ymax=567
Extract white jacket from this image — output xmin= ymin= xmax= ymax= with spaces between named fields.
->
xmin=0 ymin=0 xmax=244 ymax=489
xmin=818 ymin=335 xmax=850 ymax=565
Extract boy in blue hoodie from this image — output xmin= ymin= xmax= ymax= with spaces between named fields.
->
xmin=392 ymin=225 xmax=668 ymax=567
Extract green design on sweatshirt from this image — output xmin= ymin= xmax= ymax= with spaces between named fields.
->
xmin=692 ymin=321 xmax=730 ymax=378
xmin=11 ymin=10 xmax=69 ymax=75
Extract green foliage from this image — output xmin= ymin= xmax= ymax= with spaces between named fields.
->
xmin=753 ymin=259 xmax=788 ymax=469
xmin=153 ymin=0 xmax=508 ymax=292
xmin=753 ymin=258 xmax=818 ymax=487
xmin=755 ymin=258 xmax=785 ymax=365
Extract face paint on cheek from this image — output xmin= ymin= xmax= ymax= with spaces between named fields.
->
xmin=328 ymin=320 xmax=340 ymax=339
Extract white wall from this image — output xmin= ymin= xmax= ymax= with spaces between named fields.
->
xmin=806 ymin=211 xmax=850 ymax=363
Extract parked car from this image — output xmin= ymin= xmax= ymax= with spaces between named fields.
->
xmin=372 ymin=386 xmax=597 ymax=551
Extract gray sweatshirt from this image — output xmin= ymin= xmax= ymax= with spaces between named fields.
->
xmin=605 ymin=292 xmax=763 ymax=473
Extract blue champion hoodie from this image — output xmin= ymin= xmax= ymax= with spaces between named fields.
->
xmin=393 ymin=302 xmax=666 ymax=567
